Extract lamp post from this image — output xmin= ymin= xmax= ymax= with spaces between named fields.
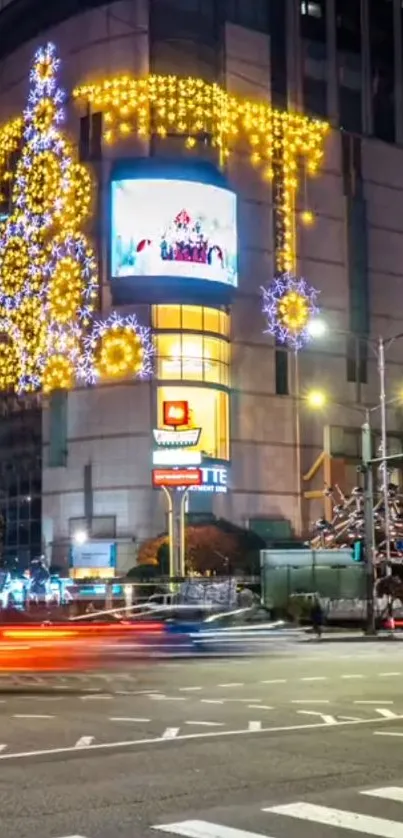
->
xmin=308 ymin=322 xmax=403 ymax=571
xmin=307 ymin=390 xmax=403 ymax=634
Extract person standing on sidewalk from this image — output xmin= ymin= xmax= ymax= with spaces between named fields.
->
xmin=310 ymin=596 xmax=324 ymax=639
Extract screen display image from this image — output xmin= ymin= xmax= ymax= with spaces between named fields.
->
xmin=111 ymin=178 xmax=237 ymax=287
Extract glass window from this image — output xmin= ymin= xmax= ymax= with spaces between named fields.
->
xmin=157 ymin=385 xmax=229 ymax=460
xmin=182 ymin=306 xmax=203 ymax=331
xmin=203 ymin=308 xmax=219 ymax=334
xmin=152 ymin=305 xmax=181 ymax=330
xmin=370 ymin=0 xmax=395 ymax=143
xmin=152 ymin=305 xmax=229 ymax=336
xmin=155 ymin=333 xmax=230 ymax=386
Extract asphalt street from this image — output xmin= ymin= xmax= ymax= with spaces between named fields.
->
xmin=2 ymin=640 xmax=403 ymax=838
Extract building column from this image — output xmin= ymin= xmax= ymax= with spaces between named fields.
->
xmin=286 ymin=0 xmax=302 ymax=110
xmin=393 ymin=0 xmax=403 ymax=145
xmin=360 ymin=0 xmax=373 ymax=136
xmin=326 ymin=0 xmax=338 ymax=125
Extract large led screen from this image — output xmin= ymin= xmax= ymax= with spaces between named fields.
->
xmin=111 ymin=179 xmax=237 ymax=287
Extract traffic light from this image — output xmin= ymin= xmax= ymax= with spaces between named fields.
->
xmin=352 ymin=540 xmax=364 ymax=562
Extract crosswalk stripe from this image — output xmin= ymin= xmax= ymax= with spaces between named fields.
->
xmin=153 ymin=821 xmax=271 ymax=838
xmin=264 ymin=802 xmax=403 ymax=836
xmin=362 ymin=787 xmax=403 ymax=803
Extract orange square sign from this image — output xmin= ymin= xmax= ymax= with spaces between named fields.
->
xmin=163 ymin=400 xmax=189 ymax=427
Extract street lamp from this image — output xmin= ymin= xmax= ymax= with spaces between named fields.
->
xmin=308 ymin=323 xmax=403 ymax=569
xmin=73 ymin=529 xmax=88 ymax=546
xmin=306 ymin=389 xmax=403 ymax=634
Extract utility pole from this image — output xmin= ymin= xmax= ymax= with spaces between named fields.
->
xmin=361 ymin=412 xmax=376 ymax=634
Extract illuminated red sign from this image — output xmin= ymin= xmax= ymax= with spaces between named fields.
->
xmin=152 ymin=469 xmax=202 ymax=488
xmin=163 ymin=400 xmax=189 ymax=427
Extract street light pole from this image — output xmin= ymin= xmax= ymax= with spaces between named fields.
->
xmin=294 ymin=351 xmax=303 ymax=536
xmin=378 ymin=337 xmax=392 ymax=567
xmin=361 ymin=410 xmax=375 ymax=634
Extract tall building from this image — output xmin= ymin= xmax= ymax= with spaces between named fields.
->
xmin=0 ymin=0 xmax=401 ymax=576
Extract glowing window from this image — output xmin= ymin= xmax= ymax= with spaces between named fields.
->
xmin=181 ymin=305 xmax=203 ymax=331
xmin=152 ymin=304 xmax=230 ymax=336
xmin=153 ymin=305 xmax=181 ymax=329
xmin=157 ymin=385 xmax=229 ymax=461
xmin=155 ymin=332 xmax=230 ymax=385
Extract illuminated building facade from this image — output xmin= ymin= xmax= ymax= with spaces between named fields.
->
xmin=0 ymin=1 xmax=401 ymax=574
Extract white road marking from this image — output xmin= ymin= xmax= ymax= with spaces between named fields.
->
xmin=355 ymin=700 xmax=394 ymax=705
xmin=185 ymin=721 xmax=224 ymax=727
xmin=150 ymin=695 xmax=187 ymax=702
xmin=297 ymin=711 xmax=337 ymax=725
xmin=153 ymin=820 xmax=269 ymax=838
xmin=260 ymin=679 xmax=286 ymax=684
xmin=248 ymin=705 xmax=273 ymax=710
xmin=0 ymin=712 xmax=402 ymax=761
xmin=378 ymin=672 xmax=401 ymax=677
xmin=80 ymin=694 xmax=112 ymax=700
xmin=13 ymin=714 xmax=55 ymax=719
xmin=291 ymin=700 xmax=330 ymax=704
xmin=201 ymin=699 xmax=224 ymax=705
xmin=301 ymin=676 xmax=327 ymax=681
xmin=218 ymin=683 xmax=244 ymax=688
xmin=376 ymin=709 xmax=398 ymax=719
xmin=362 ymin=787 xmax=403 ymax=803
xmin=162 ymin=727 xmax=179 ymax=739
xmin=338 ymin=716 xmax=363 ymax=722
xmin=374 ymin=732 xmax=403 ymax=738
xmin=0 ymin=745 xmax=6 ymax=752
xmin=265 ymin=801 xmax=403 ymax=836
xmin=179 ymin=687 xmax=202 ymax=692
xmin=109 ymin=717 xmax=151 ymax=723
xmin=75 ymin=736 xmax=94 ymax=748
xmin=248 ymin=721 xmax=262 ymax=731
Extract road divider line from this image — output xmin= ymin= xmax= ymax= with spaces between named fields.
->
xmin=75 ymin=736 xmax=94 ymax=748
xmin=248 ymin=705 xmax=273 ymax=710
xmin=218 ymin=683 xmax=244 ymax=688
xmin=201 ymin=699 xmax=224 ymax=705
xmin=13 ymin=714 xmax=55 ymax=719
xmin=362 ymin=787 xmax=403 ymax=802
xmin=185 ymin=721 xmax=224 ymax=727
xmin=374 ymin=732 xmax=403 ymax=738
xmin=153 ymin=820 xmax=269 ymax=838
xmin=355 ymin=700 xmax=394 ymax=705
xmin=260 ymin=679 xmax=286 ymax=684
xmin=301 ymin=676 xmax=327 ymax=682
xmin=248 ymin=721 xmax=261 ymax=731
xmin=109 ymin=717 xmax=151 ymax=723
xmin=1 ymin=712 xmax=402 ymax=761
xmin=297 ymin=711 xmax=338 ymax=725
xmin=291 ymin=700 xmax=330 ymax=704
xmin=378 ymin=672 xmax=401 ymax=677
xmin=376 ymin=709 xmax=398 ymax=719
xmin=162 ymin=728 xmax=179 ymax=739
xmin=264 ymin=801 xmax=403 ymax=836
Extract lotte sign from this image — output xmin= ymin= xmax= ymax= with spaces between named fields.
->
xmin=152 ymin=468 xmax=202 ymax=488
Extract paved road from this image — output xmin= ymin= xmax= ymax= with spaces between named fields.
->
xmin=2 ymin=640 xmax=403 ymax=837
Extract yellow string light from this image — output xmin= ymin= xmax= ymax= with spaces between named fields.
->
xmin=19 ymin=149 xmax=63 ymax=217
xmin=277 ymin=290 xmax=310 ymax=333
xmin=0 ymin=235 xmax=31 ymax=296
xmin=73 ymin=73 xmax=329 ymax=275
xmin=48 ymin=256 xmax=83 ymax=324
xmin=0 ymin=338 xmax=22 ymax=391
xmin=61 ymin=162 xmax=93 ymax=230
xmin=42 ymin=354 xmax=74 ymax=394
xmin=95 ymin=327 xmax=144 ymax=380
